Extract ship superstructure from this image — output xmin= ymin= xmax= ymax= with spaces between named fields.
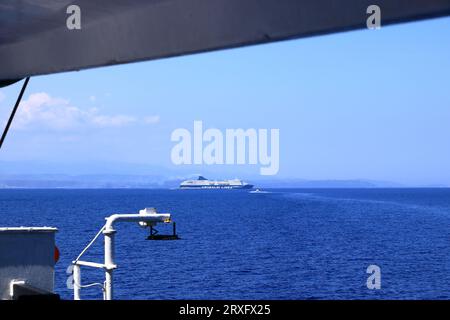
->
xmin=180 ymin=176 xmax=254 ymax=189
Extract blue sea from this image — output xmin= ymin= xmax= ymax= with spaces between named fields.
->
xmin=1 ymin=188 xmax=450 ymax=300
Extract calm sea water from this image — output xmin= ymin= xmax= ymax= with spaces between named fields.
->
xmin=1 ymin=188 xmax=450 ymax=300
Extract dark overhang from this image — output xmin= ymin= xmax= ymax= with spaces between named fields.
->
xmin=1 ymin=0 xmax=449 ymax=81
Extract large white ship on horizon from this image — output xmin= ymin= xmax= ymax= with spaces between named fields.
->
xmin=179 ymin=176 xmax=254 ymax=189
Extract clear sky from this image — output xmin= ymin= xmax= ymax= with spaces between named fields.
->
xmin=0 ymin=17 xmax=449 ymax=185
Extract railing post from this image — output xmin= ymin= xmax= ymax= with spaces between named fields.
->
xmin=103 ymin=228 xmax=116 ymax=300
xmin=73 ymin=264 xmax=81 ymax=300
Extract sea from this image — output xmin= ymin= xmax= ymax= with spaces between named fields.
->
xmin=1 ymin=188 xmax=450 ymax=300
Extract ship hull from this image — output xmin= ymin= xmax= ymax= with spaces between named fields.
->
xmin=180 ymin=184 xmax=253 ymax=190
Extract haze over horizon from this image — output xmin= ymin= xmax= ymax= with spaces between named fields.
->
xmin=0 ymin=160 xmax=445 ymax=188
xmin=1 ymin=18 xmax=450 ymax=186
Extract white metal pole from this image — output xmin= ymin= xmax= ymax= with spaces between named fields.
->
xmin=104 ymin=228 xmax=116 ymax=300
xmin=73 ymin=264 xmax=81 ymax=300
xmin=72 ymin=212 xmax=170 ymax=300
xmin=105 ymin=269 xmax=113 ymax=300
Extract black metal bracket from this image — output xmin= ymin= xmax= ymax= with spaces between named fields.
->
xmin=10 ymin=282 xmax=60 ymax=300
xmin=0 ymin=77 xmax=30 ymax=150
xmin=147 ymin=222 xmax=180 ymax=240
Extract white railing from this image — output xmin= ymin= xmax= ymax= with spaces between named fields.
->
xmin=72 ymin=208 xmax=171 ymax=300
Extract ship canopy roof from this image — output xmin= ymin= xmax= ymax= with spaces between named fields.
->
xmin=1 ymin=0 xmax=450 ymax=84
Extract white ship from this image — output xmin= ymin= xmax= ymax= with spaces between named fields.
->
xmin=180 ymin=176 xmax=254 ymax=189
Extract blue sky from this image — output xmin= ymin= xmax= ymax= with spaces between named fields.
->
xmin=0 ymin=17 xmax=450 ymax=185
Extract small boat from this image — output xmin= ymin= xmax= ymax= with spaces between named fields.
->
xmin=249 ymin=188 xmax=269 ymax=194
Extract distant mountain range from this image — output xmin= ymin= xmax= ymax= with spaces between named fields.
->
xmin=0 ymin=173 xmax=412 ymax=189
xmin=252 ymin=178 xmax=405 ymax=188
xmin=0 ymin=161 xmax=447 ymax=189
xmin=0 ymin=174 xmax=174 ymax=189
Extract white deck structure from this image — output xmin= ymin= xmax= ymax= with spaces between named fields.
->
xmin=0 ymin=227 xmax=58 ymax=300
